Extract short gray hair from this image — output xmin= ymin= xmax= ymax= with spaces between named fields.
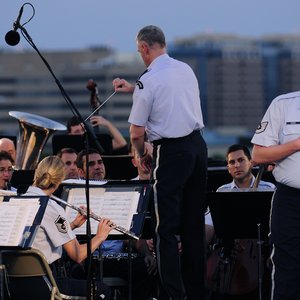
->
xmin=137 ymin=25 xmax=166 ymax=48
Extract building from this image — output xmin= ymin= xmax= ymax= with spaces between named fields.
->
xmin=1 ymin=34 xmax=300 ymax=157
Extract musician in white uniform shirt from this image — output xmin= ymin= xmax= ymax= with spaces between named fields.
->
xmin=27 ymin=156 xmax=113 ymax=299
xmin=217 ymin=144 xmax=275 ymax=191
xmin=251 ymin=91 xmax=300 ymax=300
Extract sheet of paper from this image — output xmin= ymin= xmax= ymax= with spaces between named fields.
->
xmin=10 ymin=198 xmax=41 ymax=226
xmin=65 ymin=188 xmax=140 ymax=235
xmin=0 ymin=202 xmax=29 ymax=246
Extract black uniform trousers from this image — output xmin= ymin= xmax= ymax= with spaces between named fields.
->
xmin=152 ymin=130 xmax=207 ymax=300
xmin=271 ymin=183 xmax=300 ymax=300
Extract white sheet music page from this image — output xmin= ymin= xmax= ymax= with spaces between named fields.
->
xmin=0 ymin=202 xmax=30 ymax=246
xmin=10 ymin=198 xmax=41 ymax=226
xmin=65 ymin=188 xmax=140 ymax=235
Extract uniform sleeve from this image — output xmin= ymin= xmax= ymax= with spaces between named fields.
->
xmin=41 ymin=203 xmax=76 ymax=248
xmin=251 ymin=98 xmax=283 ymax=147
xmin=128 ymin=80 xmax=154 ymax=126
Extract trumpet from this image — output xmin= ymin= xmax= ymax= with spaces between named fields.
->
xmin=50 ymin=194 xmax=139 ymax=240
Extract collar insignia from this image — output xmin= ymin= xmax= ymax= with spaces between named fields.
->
xmin=136 ymin=80 xmax=144 ymax=89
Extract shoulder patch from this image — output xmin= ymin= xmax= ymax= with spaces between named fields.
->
xmin=55 ymin=215 xmax=68 ymax=233
xmin=255 ymin=121 xmax=268 ymax=134
xmin=136 ymin=80 xmax=144 ymax=89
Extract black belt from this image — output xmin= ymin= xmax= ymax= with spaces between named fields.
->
xmin=152 ymin=130 xmax=201 ymax=146
xmin=276 ymin=182 xmax=300 ymax=195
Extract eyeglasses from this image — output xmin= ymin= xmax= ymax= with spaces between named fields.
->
xmin=227 ymin=158 xmax=247 ymax=166
xmin=0 ymin=167 xmax=14 ymax=173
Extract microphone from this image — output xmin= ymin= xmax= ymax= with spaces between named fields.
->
xmin=5 ymin=5 xmax=24 ymax=46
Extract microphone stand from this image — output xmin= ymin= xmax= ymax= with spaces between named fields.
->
xmin=17 ymin=23 xmax=101 ymax=300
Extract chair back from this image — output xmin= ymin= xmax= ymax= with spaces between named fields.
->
xmin=2 ymin=248 xmax=62 ymax=300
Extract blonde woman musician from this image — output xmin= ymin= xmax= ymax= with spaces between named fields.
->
xmin=26 ymin=155 xmax=114 ymax=299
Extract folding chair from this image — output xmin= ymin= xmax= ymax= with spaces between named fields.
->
xmin=1 ymin=248 xmax=85 ymax=300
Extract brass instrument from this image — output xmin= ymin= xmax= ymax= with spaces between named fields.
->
xmin=50 ymin=194 xmax=139 ymax=240
xmin=9 ymin=111 xmax=66 ymax=170
xmin=252 ymin=165 xmax=266 ymax=188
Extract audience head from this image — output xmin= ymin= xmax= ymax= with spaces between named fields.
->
xmin=77 ymin=148 xmax=105 ymax=180
xmin=0 ymin=138 xmax=16 ymax=162
xmin=0 ymin=151 xmax=14 ymax=189
xmin=57 ymin=147 xmax=79 ymax=179
xmin=33 ymin=156 xmax=66 ymax=192
xmin=226 ymin=144 xmax=252 ymax=182
xmin=67 ymin=116 xmax=84 ymax=135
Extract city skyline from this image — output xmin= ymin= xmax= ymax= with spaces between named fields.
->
xmin=1 ymin=0 xmax=300 ymax=53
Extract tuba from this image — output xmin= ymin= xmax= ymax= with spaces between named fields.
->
xmin=9 ymin=111 xmax=66 ymax=170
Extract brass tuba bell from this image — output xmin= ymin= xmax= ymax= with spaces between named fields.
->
xmin=9 ymin=111 xmax=66 ymax=170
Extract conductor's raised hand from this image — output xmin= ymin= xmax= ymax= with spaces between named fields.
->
xmin=112 ymin=77 xmax=134 ymax=93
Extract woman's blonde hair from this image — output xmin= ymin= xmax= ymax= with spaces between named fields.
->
xmin=33 ymin=156 xmax=65 ymax=190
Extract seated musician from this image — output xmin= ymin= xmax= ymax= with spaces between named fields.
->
xmin=71 ymin=148 xmax=157 ymax=300
xmin=0 ymin=138 xmax=16 ymax=163
xmin=217 ymin=144 xmax=275 ymax=191
xmin=56 ymin=147 xmax=79 ymax=179
xmin=66 ymin=115 xmax=128 ymax=155
xmin=130 ymin=141 xmax=153 ymax=181
xmin=25 ymin=156 xmax=113 ymax=299
xmin=0 ymin=150 xmax=14 ymax=190
xmin=206 ymin=144 xmax=275 ymax=299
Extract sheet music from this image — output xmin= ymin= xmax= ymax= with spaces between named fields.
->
xmin=65 ymin=188 xmax=140 ymax=235
xmin=62 ymin=179 xmax=107 ymax=186
xmin=0 ymin=202 xmax=30 ymax=246
xmin=0 ymin=198 xmax=41 ymax=246
xmin=10 ymin=198 xmax=41 ymax=226
xmin=0 ymin=189 xmax=17 ymax=203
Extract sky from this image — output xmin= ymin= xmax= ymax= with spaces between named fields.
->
xmin=1 ymin=0 xmax=300 ymax=53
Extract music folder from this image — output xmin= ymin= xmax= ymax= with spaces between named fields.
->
xmin=60 ymin=181 xmax=152 ymax=239
xmin=0 ymin=194 xmax=48 ymax=248
xmin=207 ymin=190 xmax=274 ymax=240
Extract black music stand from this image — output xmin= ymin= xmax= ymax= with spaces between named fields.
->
xmin=207 ymin=190 xmax=274 ymax=300
xmin=102 ymin=155 xmax=138 ymax=180
xmin=60 ymin=181 xmax=152 ymax=300
xmin=0 ymin=195 xmax=48 ymax=299
xmin=52 ymin=133 xmax=113 ymax=155
xmin=9 ymin=170 xmax=35 ymax=193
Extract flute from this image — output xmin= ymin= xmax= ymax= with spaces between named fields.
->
xmin=50 ymin=194 xmax=139 ymax=240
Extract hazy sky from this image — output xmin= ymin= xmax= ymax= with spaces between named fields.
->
xmin=1 ymin=0 xmax=300 ymax=53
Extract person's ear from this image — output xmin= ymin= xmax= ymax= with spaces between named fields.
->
xmin=131 ymin=158 xmax=138 ymax=168
xmin=78 ymin=168 xmax=85 ymax=178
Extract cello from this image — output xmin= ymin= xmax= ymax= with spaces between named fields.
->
xmin=86 ymin=79 xmax=101 ymax=114
xmin=86 ymin=79 xmax=101 ymax=134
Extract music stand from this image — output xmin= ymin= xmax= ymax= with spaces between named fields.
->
xmin=102 ymin=155 xmax=138 ymax=180
xmin=60 ymin=181 xmax=152 ymax=300
xmin=207 ymin=190 xmax=274 ymax=300
xmin=9 ymin=170 xmax=35 ymax=193
xmin=0 ymin=194 xmax=48 ymax=299
xmin=52 ymin=133 xmax=113 ymax=155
